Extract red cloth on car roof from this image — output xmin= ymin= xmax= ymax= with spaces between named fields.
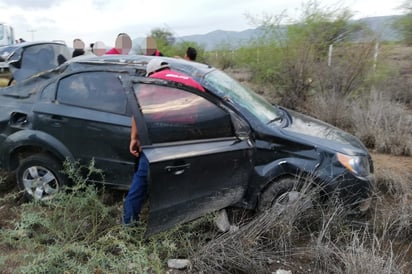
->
xmin=149 ymin=69 xmax=205 ymax=92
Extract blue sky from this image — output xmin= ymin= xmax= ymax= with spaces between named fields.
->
xmin=0 ymin=0 xmax=405 ymax=48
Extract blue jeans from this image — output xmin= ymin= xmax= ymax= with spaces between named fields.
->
xmin=123 ymin=153 xmax=149 ymax=224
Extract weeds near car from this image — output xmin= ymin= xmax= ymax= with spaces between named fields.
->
xmin=0 ymin=160 xmax=411 ymax=273
xmin=191 ymin=179 xmax=410 ymax=274
xmin=0 ymin=160 xmax=207 ymax=273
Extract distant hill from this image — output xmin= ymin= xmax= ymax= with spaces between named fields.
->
xmin=175 ymin=28 xmax=265 ymax=51
xmin=174 ymin=15 xmax=403 ymax=51
xmin=357 ymin=15 xmax=402 ymax=41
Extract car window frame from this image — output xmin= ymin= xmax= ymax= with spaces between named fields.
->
xmin=135 ymin=82 xmax=236 ymax=144
xmin=55 ymin=71 xmax=129 ymax=115
xmin=127 ymin=77 xmax=251 ymax=145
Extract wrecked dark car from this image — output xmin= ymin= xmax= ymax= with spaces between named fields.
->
xmin=0 ymin=54 xmax=374 ymax=235
xmin=0 ymin=41 xmax=71 ymax=86
xmin=0 ymin=44 xmax=18 ymax=86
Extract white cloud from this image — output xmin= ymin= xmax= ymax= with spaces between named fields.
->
xmin=0 ymin=0 xmax=63 ymax=9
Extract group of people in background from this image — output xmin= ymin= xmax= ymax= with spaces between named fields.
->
xmin=14 ymin=38 xmax=26 ymax=43
xmin=70 ymin=32 xmax=198 ymax=61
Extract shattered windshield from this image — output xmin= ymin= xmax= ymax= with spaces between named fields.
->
xmin=203 ymin=70 xmax=283 ymax=125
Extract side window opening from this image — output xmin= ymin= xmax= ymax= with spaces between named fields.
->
xmin=57 ymin=72 xmax=127 ymax=114
xmin=134 ymin=83 xmax=235 ymax=143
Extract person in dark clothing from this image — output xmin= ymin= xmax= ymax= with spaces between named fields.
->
xmin=72 ymin=38 xmax=85 ymax=57
xmin=72 ymin=48 xmax=85 ymax=57
xmin=185 ymin=46 xmax=197 ymax=61
xmin=175 ymin=46 xmax=198 ymax=61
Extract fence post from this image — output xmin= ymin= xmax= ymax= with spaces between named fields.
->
xmin=328 ymin=44 xmax=333 ymax=67
xmin=373 ymin=42 xmax=379 ymax=72
xmin=257 ymin=48 xmax=259 ymax=63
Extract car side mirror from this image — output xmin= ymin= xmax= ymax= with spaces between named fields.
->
xmin=230 ymin=111 xmax=251 ymax=140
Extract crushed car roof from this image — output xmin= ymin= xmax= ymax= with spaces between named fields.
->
xmin=1 ymin=53 xmax=215 ymax=98
xmin=67 ymin=54 xmax=215 ymax=76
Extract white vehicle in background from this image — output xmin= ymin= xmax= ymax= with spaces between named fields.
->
xmin=0 ymin=23 xmax=15 ymax=46
xmin=0 ymin=23 xmax=16 ymax=85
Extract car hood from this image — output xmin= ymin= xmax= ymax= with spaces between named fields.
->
xmin=282 ymin=109 xmax=366 ymax=153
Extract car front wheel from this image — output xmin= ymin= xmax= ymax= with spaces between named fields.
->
xmin=16 ymin=154 xmax=67 ymax=201
xmin=258 ymin=177 xmax=304 ymax=211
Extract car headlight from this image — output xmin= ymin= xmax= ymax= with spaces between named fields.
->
xmin=336 ymin=153 xmax=371 ymax=178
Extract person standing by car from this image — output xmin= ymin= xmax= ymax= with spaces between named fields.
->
xmin=174 ymin=46 xmax=198 ymax=61
xmin=91 ymin=41 xmax=106 ymax=56
xmin=106 ymin=33 xmax=132 ymax=55
xmin=123 ymin=114 xmax=148 ymax=226
xmin=72 ymin=38 xmax=85 ymax=57
xmin=123 ymin=58 xmax=205 ymax=225
xmin=184 ymin=46 xmax=197 ymax=61
xmin=140 ymin=36 xmax=163 ymax=56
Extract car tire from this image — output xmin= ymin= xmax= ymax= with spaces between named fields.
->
xmin=258 ymin=177 xmax=301 ymax=211
xmin=16 ymin=153 xmax=67 ymax=201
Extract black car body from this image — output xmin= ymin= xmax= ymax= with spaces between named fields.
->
xmin=0 ymin=48 xmax=374 ymax=235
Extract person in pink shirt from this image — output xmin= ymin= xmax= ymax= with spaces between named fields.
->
xmin=106 ymin=33 xmax=132 ymax=55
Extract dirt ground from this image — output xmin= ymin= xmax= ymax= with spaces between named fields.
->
xmin=371 ymin=152 xmax=412 ymax=176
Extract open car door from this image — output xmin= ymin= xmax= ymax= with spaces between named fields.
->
xmin=126 ymin=78 xmax=254 ymax=235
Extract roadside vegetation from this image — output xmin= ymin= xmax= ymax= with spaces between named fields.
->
xmin=1 ymin=163 xmax=411 ymax=273
xmin=1 ymin=1 xmax=412 ymax=273
xmin=203 ymin=1 xmax=412 ymax=157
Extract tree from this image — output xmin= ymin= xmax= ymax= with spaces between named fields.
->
xmin=149 ymin=27 xmax=175 ymax=47
xmin=239 ymin=0 xmax=373 ymax=109
xmin=392 ymin=0 xmax=412 ymax=45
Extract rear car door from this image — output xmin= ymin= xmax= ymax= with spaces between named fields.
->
xmin=33 ymin=71 xmax=134 ymax=187
xmin=128 ymin=79 xmax=255 ymax=235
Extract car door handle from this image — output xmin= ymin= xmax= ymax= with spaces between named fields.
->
xmin=165 ymin=163 xmax=191 ymax=175
xmin=46 ymin=115 xmax=68 ymax=122
xmin=44 ymin=115 xmax=68 ymax=127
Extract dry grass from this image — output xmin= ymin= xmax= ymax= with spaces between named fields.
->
xmin=351 ymin=89 xmax=412 ymax=156
xmin=0 ymin=78 xmax=9 ymax=87
xmin=191 ymin=189 xmax=315 ymax=273
xmin=304 ymin=91 xmax=354 ymax=131
xmin=191 ymin=169 xmax=412 ymax=274
xmin=301 ymin=84 xmax=412 ymax=157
